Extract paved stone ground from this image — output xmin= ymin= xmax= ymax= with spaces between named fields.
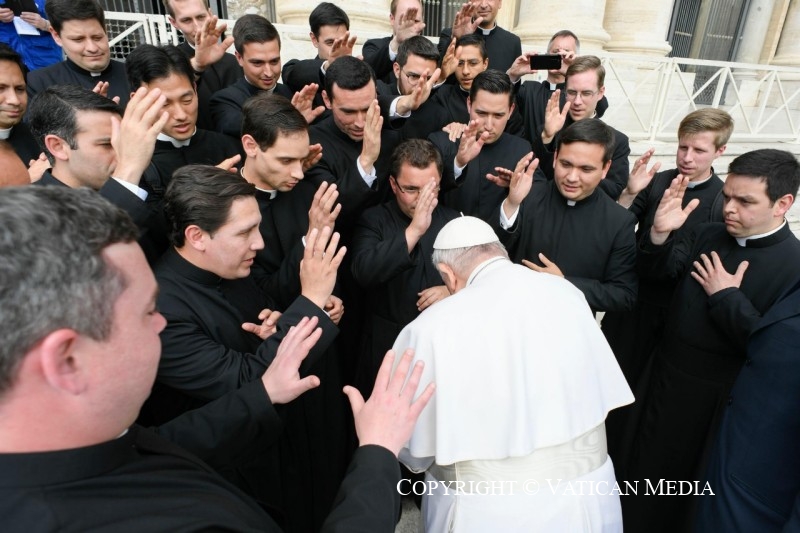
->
xmin=395 ymin=497 xmax=421 ymax=533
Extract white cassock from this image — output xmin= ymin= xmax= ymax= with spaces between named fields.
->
xmin=393 ymin=258 xmax=634 ymax=532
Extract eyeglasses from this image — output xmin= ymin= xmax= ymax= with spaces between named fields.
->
xmin=565 ymin=89 xmax=599 ymax=100
xmin=401 ymin=70 xmax=423 ymax=83
xmin=393 ymin=180 xmax=439 ymax=197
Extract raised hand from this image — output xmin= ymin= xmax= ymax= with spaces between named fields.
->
xmin=541 ymin=89 xmax=570 ymax=144
xmin=392 ymin=5 xmax=425 ymax=46
xmin=439 ymin=37 xmax=457 ymax=82
xmin=395 ymin=67 xmax=441 ymax=115
xmin=650 ymin=175 xmax=700 ymax=244
xmin=618 ymin=147 xmax=661 ymax=208
xmin=507 ymin=52 xmax=535 ymax=82
xmin=502 ymin=152 xmax=538 ymax=218
xmin=307 ymin=181 xmax=341 ymax=235
xmin=215 ymin=153 xmax=241 ymax=173
xmin=455 ymin=119 xmax=490 ymax=168
xmin=342 ymin=349 xmax=435 ymax=457
xmin=111 ymin=87 xmax=168 ymax=186
xmin=192 ymin=15 xmax=234 ymax=72
xmin=691 ymin=251 xmax=748 ymax=296
xmin=261 ymin=316 xmax=323 ymax=404
xmin=242 ymin=308 xmax=282 ymax=340
xmin=300 ymin=226 xmax=346 ymax=310
xmin=326 ymin=31 xmax=357 ymax=68
xmin=405 ymin=178 xmax=439 ymax=252
xmin=303 ymin=143 xmax=323 ymax=172
xmin=291 ymin=83 xmax=326 ymax=124
xmin=359 ymin=99 xmax=383 ymax=172
xmin=451 ymin=2 xmax=482 ymax=39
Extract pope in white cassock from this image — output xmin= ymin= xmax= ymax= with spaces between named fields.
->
xmin=393 ymin=216 xmax=634 ymax=532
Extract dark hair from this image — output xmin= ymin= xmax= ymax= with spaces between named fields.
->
xmin=45 ymin=0 xmax=106 ymax=34
xmin=28 ymin=85 xmax=121 ymax=163
xmin=0 ymin=44 xmax=26 ymax=76
xmin=324 ymin=56 xmax=375 ymax=102
xmin=566 ymin=55 xmax=605 ymax=87
xmin=728 ymin=149 xmax=800 ymax=203
xmin=162 ymin=0 xmax=210 ymax=18
xmin=390 ymin=138 xmax=443 ymax=179
xmin=233 ymin=14 xmax=280 ymax=55
xmin=548 ymin=30 xmax=580 ymax=53
xmin=396 ymin=35 xmax=439 ymax=68
xmin=455 ymin=34 xmax=486 ymax=60
xmin=0 ymin=187 xmax=138 ymax=395
xmin=242 ymin=93 xmax=307 ymax=150
xmin=309 ymin=2 xmax=349 ymax=36
xmin=469 ymin=69 xmax=513 ymax=106
xmin=126 ymin=44 xmax=194 ymax=89
xmin=164 ymin=165 xmax=256 ymax=247
xmin=558 ymin=118 xmax=616 ymax=164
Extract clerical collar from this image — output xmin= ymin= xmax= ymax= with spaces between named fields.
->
xmin=240 ymin=166 xmax=277 ymax=199
xmin=566 ymin=199 xmax=577 ymax=207
xmin=479 ymin=23 xmax=497 ymax=35
xmin=548 ymin=81 xmax=558 ymax=90
xmin=735 ymin=220 xmax=786 ymax=247
xmin=686 ymin=174 xmax=712 ymax=188
xmin=466 ymin=256 xmax=507 ymax=286
xmin=0 ymin=127 xmax=12 ymax=140
xmin=244 ymin=76 xmax=275 ymax=94
xmin=157 ymin=129 xmax=196 ymax=148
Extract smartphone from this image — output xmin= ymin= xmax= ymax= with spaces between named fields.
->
xmin=529 ymin=54 xmax=562 ymax=71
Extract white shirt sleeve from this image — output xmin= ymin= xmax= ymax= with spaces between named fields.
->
xmin=111 ymin=178 xmax=148 ymax=201
xmin=357 ymin=157 xmax=378 ymax=188
xmin=389 ymin=96 xmax=411 ymax=119
xmin=499 ymin=200 xmax=519 ymax=229
xmin=453 ymin=160 xmax=467 ymax=180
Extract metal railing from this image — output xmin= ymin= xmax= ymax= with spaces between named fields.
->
xmin=104 ymin=12 xmax=800 ymax=145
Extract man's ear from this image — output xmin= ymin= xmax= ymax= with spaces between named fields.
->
xmin=37 ymin=329 xmax=88 ymax=395
xmin=241 ymin=134 xmax=260 ymax=157
xmin=44 ymin=134 xmax=70 ymax=162
xmin=50 ymin=28 xmax=62 ymax=45
xmin=600 ymin=159 xmax=611 ymax=179
xmin=184 ymin=225 xmax=208 ymax=251
xmin=310 ymin=32 xmax=319 ymax=49
xmin=322 ymin=90 xmax=332 ymax=110
xmin=773 ymin=193 xmax=794 ymax=218
xmin=393 ymin=62 xmax=401 ymax=80
xmin=437 ymin=263 xmax=457 ymax=295
xmin=234 ymin=50 xmax=244 ymax=68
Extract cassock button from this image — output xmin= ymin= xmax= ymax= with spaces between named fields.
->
xmin=745 ymin=358 xmax=752 ymax=366
xmin=727 ymin=396 xmax=733 ymax=406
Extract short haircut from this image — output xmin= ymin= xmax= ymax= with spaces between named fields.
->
xmin=432 ymin=241 xmax=508 ymax=278
xmin=727 ymin=149 xmax=800 ymax=204
xmin=566 ymin=55 xmax=605 ymax=87
xmin=469 ymin=69 xmax=514 ymax=107
xmin=45 ymin=0 xmax=106 ymax=34
xmin=0 ymin=186 xmax=138 ymax=395
xmin=324 ymin=56 xmax=375 ymax=102
xmin=164 ymin=165 xmax=256 ymax=247
xmin=548 ymin=30 xmax=580 ymax=54
xmin=242 ymin=93 xmax=308 ymax=150
xmin=28 ymin=85 xmax=121 ymax=163
xmin=162 ymin=0 xmax=210 ymax=19
xmin=558 ymin=118 xmax=616 ymax=164
xmin=455 ymin=34 xmax=487 ymax=60
xmin=0 ymin=43 xmax=26 ymax=75
xmin=309 ymin=2 xmax=349 ymax=36
xmin=390 ymin=0 xmax=420 ymax=15
xmin=677 ymin=109 xmax=734 ymax=150
xmin=390 ymin=138 xmax=443 ymax=180
xmin=396 ymin=35 xmax=439 ymax=68
xmin=233 ymin=14 xmax=280 ymax=55
xmin=126 ymin=44 xmax=194 ymax=90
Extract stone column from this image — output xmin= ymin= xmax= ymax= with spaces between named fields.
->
xmin=513 ymin=0 xmax=610 ymax=54
xmin=275 ymin=0 xmax=392 ymax=33
xmin=602 ymin=0 xmax=672 ymax=56
xmin=771 ymin=0 xmax=800 ymax=66
xmin=735 ymin=0 xmax=778 ymax=65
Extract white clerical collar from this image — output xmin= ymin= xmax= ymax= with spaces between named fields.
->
xmin=548 ymin=81 xmax=558 ymax=90
xmin=245 ymin=76 xmax=275 ymax=94
xmin=0 ymin=127 xmax=11 ymax=140
xmin=479 ymin=23 xmax=497 ymax=35
xmin=735 ymin=220 xmax=785 ymax=247
xmin=157 ymin=128 xmax=196 ymax=148
xmin=466 ymin=256 xmax=507 ymax=286
xmin=566 ymin=199 xmax=577 ymax=207
xmin=257 ymin=187 xmax=277 ymax=200
xmin=686 ymin=174 xmax=712 ymax=188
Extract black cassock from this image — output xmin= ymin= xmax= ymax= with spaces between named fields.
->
xmin=350 ymin=200 xmax=460 ymax=395
xmin=429 ymin=130 xmax=533 ymax=221
xmin=142 ymin=129 xmax=242 ymax=200
xmin=0 ymin=378 xmax=402 ymax=533
xmin=623 ymin=222 xmax=800 ymax=533
xmin=177 ymin=42 xmax=242 ymax=131
xmin=7 ymin=122 xmax=41 ymax=164
xmin=494 ymin=180 xmax=638 ymax=313
xmin=27 ymin=58 xmax=130 ymax=108
xmin=532 ymin=116 xmax=631 ymax=201
xmin=362 ymin=36 xmax=394 ymax=83
xmin=209 ymin=78 xmax=294 ymax=139
xmin=602 ymin=170 xmax=724 ymax=391
xmin=144 ymin=249 xmax=347 ymax=533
